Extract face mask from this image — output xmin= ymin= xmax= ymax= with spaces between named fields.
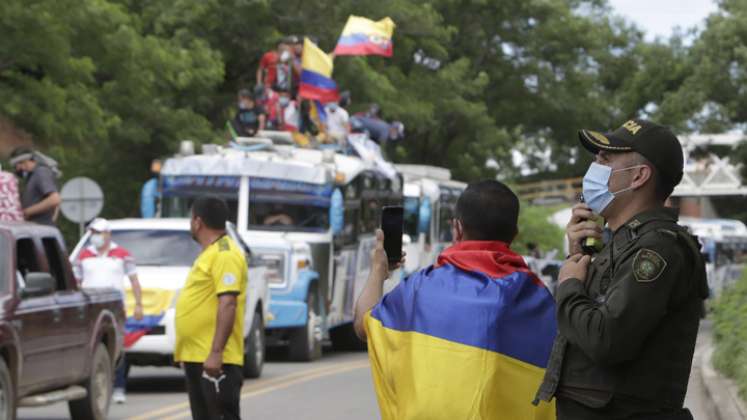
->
xmin=582 ymin=162 xmax=645 ymax=214
xmin=328 ymin=103 xmax=339 ymax=112
xmin=280 ymin=51 xmax=291 ymax=62
xmin=279 ymin=97 xmax=290 ymax=107
xmin=90 ymin=233 xmax=106 ymax=249
xmin=15 ymin=170 xmax=28 ymax=179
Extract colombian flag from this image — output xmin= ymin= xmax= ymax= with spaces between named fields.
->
xmin=299 ymin=38 xmax=339 ymax=103
xmin=334 ymin=16 xmax=395 ymax=57
xmin=365 ymin=241 xmax=557 ymax=420
xmin=124 ymin=288 xmax=172 ymax=348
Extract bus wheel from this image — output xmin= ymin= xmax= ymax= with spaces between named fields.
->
xmin=289 ymin=285 xmax=323 ymax=362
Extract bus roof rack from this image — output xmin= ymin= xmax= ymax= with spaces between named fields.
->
xmin=255 ymin=130 xmax=295 ymax=145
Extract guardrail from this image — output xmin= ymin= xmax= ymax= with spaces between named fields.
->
xmin=514 ymin=177 xmax=583 ymax=203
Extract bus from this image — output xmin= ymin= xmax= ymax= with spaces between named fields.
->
xmin=679 ymin=217 xmax=747 ymax=296
xmin=159 ymin=133 xmax=403 ymax=360
xmin=396 ymin=164 xmax=466 ymax=274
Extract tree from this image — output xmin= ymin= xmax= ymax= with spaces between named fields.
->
xmin=0 ymin=0 xmax=223 ymax=223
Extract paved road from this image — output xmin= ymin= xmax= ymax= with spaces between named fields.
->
xmin=19 ymin=321 xmax=716 ymax=420
xmin=18 ymin=349 xmax=379 ymax=420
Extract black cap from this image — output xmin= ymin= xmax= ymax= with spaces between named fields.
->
xmin=578 ymin=119 xmax=684 ymax=189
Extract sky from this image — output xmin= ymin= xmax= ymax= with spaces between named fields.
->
xmin=608 ymin=0 xmax=718 ymax=40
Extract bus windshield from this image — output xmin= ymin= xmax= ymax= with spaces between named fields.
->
xmin=249 ymin=201 xmax=329 ymax=232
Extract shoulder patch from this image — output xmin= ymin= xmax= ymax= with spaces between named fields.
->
xmin=218 ymin=237 xmax=230 ymax=252
xmin=222 ymin=273 xmax=237 ymax=286
xmin=633 ymin=248 xmax=667 ymax=282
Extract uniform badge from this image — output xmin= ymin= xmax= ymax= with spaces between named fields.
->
xmin=223 ymin=273 xmax=237 ymax=286
xmin=633 ymin=249 xmax=666 ymax=282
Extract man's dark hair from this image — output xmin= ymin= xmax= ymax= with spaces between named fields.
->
xmin=455 ymin=180 xmax=519 ymax=242
xmin=238 ymin=88 xmax=252 ymax=99
xmin=10 ymin=147 xmax=34 ymax=160
xmin=191 ymin=197 xmax=229 ymax=230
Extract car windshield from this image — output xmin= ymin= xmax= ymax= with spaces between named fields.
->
xmin=103 ymin=230 xmax=202 ymax=266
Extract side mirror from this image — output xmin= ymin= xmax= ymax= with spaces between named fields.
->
xmin=21 ymin=272 xmax=56 ymax=298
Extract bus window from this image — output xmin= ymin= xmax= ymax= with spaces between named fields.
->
xmin=403 ymin=196 xmax=420 ymax=238
xmin=438 ymin=204 xmax=454 ymax=242
xmin=161 ymin=196 xmax=239 ymax=225
xmin=160 ymin=175 xmax=240 ymax=224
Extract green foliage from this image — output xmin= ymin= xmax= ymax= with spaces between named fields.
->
xmin=513 ymin=203 xmax=565 ymax=255
xmin=1 ymin=0 xmax=223 ymax=231
xmin=5 ymin=0 xmax=744 ymax=237
xmin=712 ymin=268 xmax=747 ymax=399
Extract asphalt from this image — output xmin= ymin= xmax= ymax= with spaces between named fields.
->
xmin=17 ymin=321 xmax=736 ymax=420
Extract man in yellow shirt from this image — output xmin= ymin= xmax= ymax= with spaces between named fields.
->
xmin=175 ymin=197 xmax=248 ymax=420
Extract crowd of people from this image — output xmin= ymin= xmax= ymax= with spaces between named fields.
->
xmin=232 ymin=35 xmax=405 ymax=148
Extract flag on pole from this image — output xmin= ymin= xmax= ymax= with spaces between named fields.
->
xmin=334 ymin=16 xmax=396 ymax=57
xmin=299 ymin=38 xmax=339 ymax=103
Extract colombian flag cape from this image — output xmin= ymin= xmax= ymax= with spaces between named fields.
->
xmin=365 ymin=241 xmax=557 ymax=420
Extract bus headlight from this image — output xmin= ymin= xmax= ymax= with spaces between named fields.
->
xmin=253 ymin=253 xmax=287 ymax=285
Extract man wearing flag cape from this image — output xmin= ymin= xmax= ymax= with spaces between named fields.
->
xmin=354 ymin=180 xmax=557 ymax=420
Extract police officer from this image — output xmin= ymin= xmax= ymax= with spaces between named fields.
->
xmin=534 ymin=119 xmax=709 ymax=419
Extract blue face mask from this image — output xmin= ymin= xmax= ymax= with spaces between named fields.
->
xmin=582 ymin=162 xmax=644 ymax=214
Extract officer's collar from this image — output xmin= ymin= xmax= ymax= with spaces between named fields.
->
xmin=622 ymin=206 xmax=679 ymax=230
xmin=611 ymin=207 xmax=679 ymax=254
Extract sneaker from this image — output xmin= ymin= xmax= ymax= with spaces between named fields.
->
xmin=112 ymin=388 xmax=126 ymax=404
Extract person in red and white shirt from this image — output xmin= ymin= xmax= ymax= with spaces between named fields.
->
xmin=73 ymin=218 xmax=143 ymax=404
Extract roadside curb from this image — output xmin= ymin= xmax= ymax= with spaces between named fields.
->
xmin=700 ymin=343 xmax=747 ymax=420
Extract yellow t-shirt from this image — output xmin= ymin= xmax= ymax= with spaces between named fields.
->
xmin=174 ymin=235 xmax=247 ymax=366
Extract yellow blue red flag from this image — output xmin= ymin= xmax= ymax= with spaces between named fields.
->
xmin=299 ymin=38 xmax=339 ymax=103
xmin=365 ymin=241 xmax=557 ymax=419
xmin=334 ymin=16 xmax=395 ymax=57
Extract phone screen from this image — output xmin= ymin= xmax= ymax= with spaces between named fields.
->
xmin=381 ymin=206 xmax=404 ymax=263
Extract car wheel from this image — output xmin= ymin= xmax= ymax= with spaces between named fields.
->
xmin=69 ymin=343 xmax=112 ymax=420
xmin=288 ymin=285 xmax=323 ymax=362
xmin=0 ymin=357 xmax=16 ymax=420
xmin=243 ymin=312 xmax=265 ymax=378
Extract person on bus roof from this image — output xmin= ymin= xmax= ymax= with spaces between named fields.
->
xmin=232 ymin=89 xmax=266 ymax=138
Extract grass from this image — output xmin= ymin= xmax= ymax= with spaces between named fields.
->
xmin=712 ymin=267 xmax=747 ymax=400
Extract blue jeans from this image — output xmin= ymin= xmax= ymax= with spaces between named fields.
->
xmin=114 ymin=357 xmax=129 ymax=390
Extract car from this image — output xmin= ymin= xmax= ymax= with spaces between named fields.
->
xmin=0 ymin=221 xmax=125 ymax=420
xmin=70 ymin=218 xmax=270 ymax=379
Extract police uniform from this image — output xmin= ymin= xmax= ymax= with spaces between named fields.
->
xmin=534 ymin=120 xmax=709 ymax=419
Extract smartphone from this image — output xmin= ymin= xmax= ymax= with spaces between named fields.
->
xmin=381 ymin=206 xmax=404 ymax=264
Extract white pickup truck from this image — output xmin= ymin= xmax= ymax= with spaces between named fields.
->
xmin=70 ymin=218 xmax=270 ymax=378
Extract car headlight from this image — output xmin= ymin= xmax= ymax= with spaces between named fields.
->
xmin=253 ymin=252 xmax=286 ymax=285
